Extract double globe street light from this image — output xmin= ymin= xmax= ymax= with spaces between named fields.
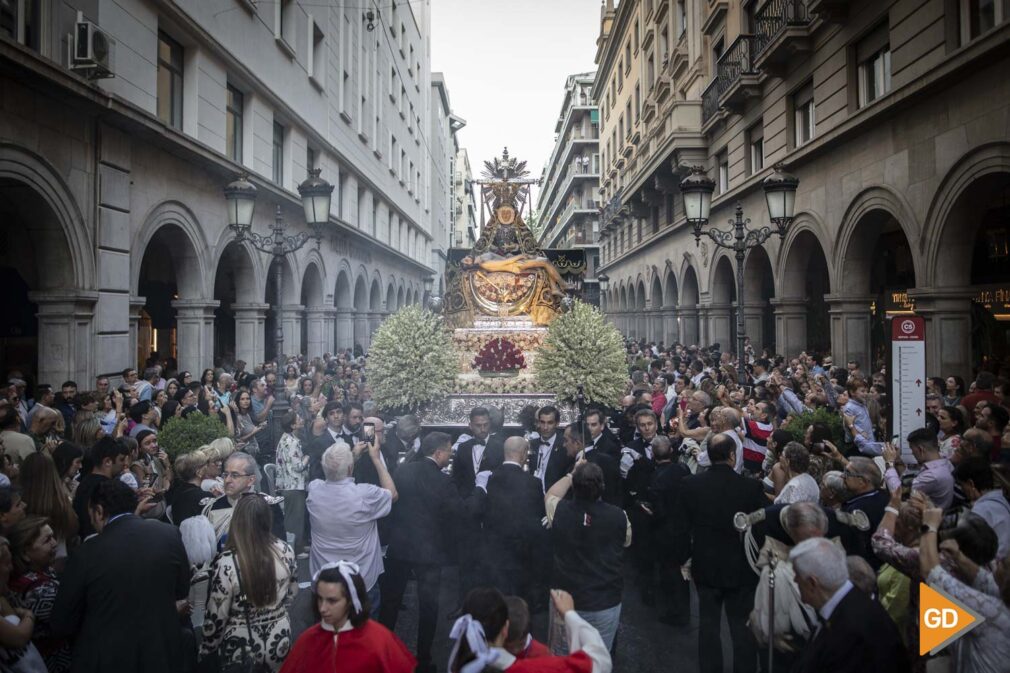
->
xmin=679 ymin=164 xmax=799 ymax=382
xmin=224 ymin=169 xmax=334 ymax=361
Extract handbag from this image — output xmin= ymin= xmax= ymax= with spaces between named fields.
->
xmin=220 ymin=559 xmax=272 ymax=673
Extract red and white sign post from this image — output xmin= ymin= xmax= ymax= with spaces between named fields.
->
xmin=890 ymin=316 xmax=926 ymax=463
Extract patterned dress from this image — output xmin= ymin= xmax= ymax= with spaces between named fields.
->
xmin=8 ymin=569 xmax=71 ymax=673
xmin=274 ymin=433 xmax=308 ymax=492
xmin=200 ymin=540 xmax=298 ymax=672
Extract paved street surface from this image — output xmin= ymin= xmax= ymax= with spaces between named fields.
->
xmin=296 ymin=560 xmax=734 ymax=673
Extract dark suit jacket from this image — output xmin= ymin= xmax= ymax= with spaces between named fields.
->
xmin=591 ymin=429 xmax=622 ymax=458
xmin=793 ymin=585 xmax=910 ymax=673
xmin=52 ymin=515 xmax=190 ymax=673
xmin=304 ymin=428 xmax=343 ymax=483
xmin=841 ymin=488 xmax=891 ymax=571
xmin=531 ymin=434 xmax=573 ymax=492
xmin=452 ymin=436 xmax=504 ymax=495
xmin=674 ymin=463 xmax=767 ymax=587
xmin=386 ymin=457 xmax=484 ymax=566
xmin=584 ymin=447 xmax=622 ymax=506
xmin=647 ymin=460 xmax=691 ymax=557
xmin=483 ymin=463 xmax=546 ymax=569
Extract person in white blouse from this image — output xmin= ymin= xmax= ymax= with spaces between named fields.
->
xmin=774 ymin=443 xmax=821 ymax=505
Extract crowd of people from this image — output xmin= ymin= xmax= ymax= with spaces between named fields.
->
xmin=0 ymin=333 xmax=1007 ymax=673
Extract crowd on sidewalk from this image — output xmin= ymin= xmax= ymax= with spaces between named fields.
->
xmin=0 ymin=334 xmax=1008 ymax=673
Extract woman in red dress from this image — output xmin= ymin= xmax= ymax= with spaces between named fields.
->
xmin=280 ymin=561 xmax=415 ymax=673
xmin=448 ymin=588 xmax=612 ymax=673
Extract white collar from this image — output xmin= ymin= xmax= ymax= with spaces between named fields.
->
xmin=503 ymin=460 xmax=523 ymax=468
xmin=489 ymin=647 xmax=515 ymax=670
xmin=320 ymin=620 xmax=354 ymax=633
xmin=583 ymin=444 xmax=596 ymax=454
xmin=820 ymin=580 xmax=853 ymax=622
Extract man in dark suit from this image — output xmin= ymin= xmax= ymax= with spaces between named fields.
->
xmin=645 ymin=434 xmax=692 ymax=626
xmin=73 ymin=436 xmax=132 ymax=539
xmin=383 ymin=414 xmax=421 ymax=465
xmin=305 ymin=401 xmax=345 ymax=482
xmin=482 ymin=436 xmax=546 ymax=602
xmin=529 ymin=405 xmax=572 ymax=492
xmin=563 ymin=423 xmax=621 ymax=506
xmin=452 ymin=407 xmax=500 ymax=603
xmin=585 ymin=407 xmax=621 ymax=458
xmin=624 ymin=408 xmax=659 ymax=604
xmin=675 ymin=433 xmax=767 ymax=673
xmin=790 ymin=537 xmax=910 ymax=673
xmin=380 ymin=431 xmax=485 ymax=673
xmin=839 ymin=456 xmax=891 ymax=571
xmin=53 ymin=479 xmax=191 ymax=673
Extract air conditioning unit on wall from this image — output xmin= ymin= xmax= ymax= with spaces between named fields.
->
xmin=70 ymin=11 xmax=115 ymax=79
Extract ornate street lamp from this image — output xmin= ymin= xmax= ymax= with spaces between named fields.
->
xmin=597 ymin=273 xmax=610 ymax=293
xmin=223 ymin=170 xmax=334 ymax=360
xmin=679 ymin=165 xmax=798 ymax=380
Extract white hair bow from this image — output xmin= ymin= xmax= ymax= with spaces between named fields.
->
xmin=312 ymin=560 xmax=363 ymax=614
xmin=448 ymin=614 xmax=500 ymax=673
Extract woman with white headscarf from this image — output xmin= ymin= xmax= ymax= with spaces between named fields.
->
xmin=280 ymin=561 xmax=414 ymax=673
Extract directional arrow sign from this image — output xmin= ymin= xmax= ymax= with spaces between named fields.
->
xmin=891 ymin=316 xmax=926 ymax=462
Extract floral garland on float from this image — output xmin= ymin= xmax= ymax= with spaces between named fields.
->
xmin=472 ymin=337 xmax=526 ymax=377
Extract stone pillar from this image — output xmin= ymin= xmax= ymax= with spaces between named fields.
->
xmin=908 ymin=286 xmax=974 ymax=383
xmin=679 ymin=307 xmax=700 ymax=346
xmin=353 ymin=312 xmax=369 ymax=351
xmin=170 ymin=299 xmax=218 ymax=375
xmin=772 ymin=298 xmax=808 ymax=359
xmin=742 ymin=302 xmax=766 ymax=354
xmin=707 ymin=303 xmax=733 ymax=351
xmin=304 ymin=306 xmax=336 ymax=360
xmin=277 ymin=304 xmax=305 ymax=359
xmin=637 ymin=313 xmax=648 ymax=341
xmin=664 ymin=308 xmax=679 ymax=346
xmin=335 ymin=308 xmax=354 ymax=352
xmin=129 ymin=296 xmax=147 ymax=371
xmin=28 ymin=290 xmax=98 ymax=388
xmin=826 ymin=295 xmax=875 ymax=372
xmin=369 ymin=311 xmax=385 ymax=337
xmin=232 ymin=303 xmax=270 ymax=367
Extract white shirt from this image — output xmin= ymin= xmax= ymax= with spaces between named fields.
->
xmin=535 ymin=434 xmax=557 ymax=486
xmin=774 ymin=472 xmax=821 ymax=505
xmin=820 ymin=580 xmax=854 ymax=622
xmin=471 ymin=439 xmax=487 ymax=476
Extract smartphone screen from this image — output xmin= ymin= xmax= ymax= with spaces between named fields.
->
xmin=363 ymin=422 xmax=375 ymax=439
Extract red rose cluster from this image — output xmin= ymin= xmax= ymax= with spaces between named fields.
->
xmin=472 ymin=337 xmax=526 ymax=373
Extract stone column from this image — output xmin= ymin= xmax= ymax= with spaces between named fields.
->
xmin=170 ymin=299 xmax=218 ymax=375
xmin=304 ymin=306 xmax=336 ymax=360
xmin=742 ymin=301 xmax=766 ymax=354
xmin=908 ymin=286 xmax=974 ymax=383
xmin=353 ymin=312 xmax=369 ymax=351
xmin=772 ymin=298 xmax=808 ymax=359
xmin=679 ymin=307 xmax=700 ymax=347
xmin=334 ymin=308 xmax=354 ymax=352
xmin=28 ymin=290 xmax=98 ymax=388
xmin=129 ymin=296 xmax=147 ymax=371
xmin=369 ymin=311 xmax=386 ymax=337
xmin=825 ymin=294 xmax=875 ymax=371
xmin=232 ymin=303 xmax=270 ymax=368
xmin=277 ymin=304 xmax=305 ymax=359
xmin=664 ymin=307 xmax=679 ymax=346
xmin=706 ymin=303 xmax=733 ymax=351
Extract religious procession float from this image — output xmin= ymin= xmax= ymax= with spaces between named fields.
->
xmin=367 ymin=150 xmax=626 ymax=427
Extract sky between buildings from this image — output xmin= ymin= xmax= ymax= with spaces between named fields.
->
xmin=430 ymin=0 xmax=602 ymax=212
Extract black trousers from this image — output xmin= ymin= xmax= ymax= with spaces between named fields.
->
xmin=379 ymin=560 xmax=442 ymax=665
xmin=695 ymin=582 xmax=758 ymax=673
xmin=658 ymin=561 xmax=690 ymax=620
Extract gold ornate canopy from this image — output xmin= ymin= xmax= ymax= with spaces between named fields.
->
xmin=442 ymin=149 xmax=565 ymax=327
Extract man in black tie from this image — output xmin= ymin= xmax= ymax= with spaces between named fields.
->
xmin=790 ymin=537 xmax=909 ymax=673
xmin=452 ymin=407 xmax=499 ymax=603
xmin=674 ymin=433 xmax=767 ymax=673
xmin=565 ymin=423 xmax=621 ymax=506
xmin=305 ymin=401 xmax=345 ymax=482
xmin=482 ymin=436 xmax=546 ymax=603
xmin=529 ymin=406 xmax=571 ymax=492
xmin=585 ymin=407 xmax=621 ymax=458
xmin=645 ymin=434 xmax=692 ymax=626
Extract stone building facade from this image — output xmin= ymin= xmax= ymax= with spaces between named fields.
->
xmin=452 ymin=147 xmax=477 ymax=248
xmin=0 ymin=0 xmax=464 ymax=387
xmin=536 ymin=71 xmax=602 ymax=303
xmin=595 ymin=0 xmax=1010 ymax=381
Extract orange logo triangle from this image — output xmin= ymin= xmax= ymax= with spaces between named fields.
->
xmin=919 ymin=583 xmax=986 ymax=655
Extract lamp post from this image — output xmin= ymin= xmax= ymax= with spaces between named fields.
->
xmin=680 ymin=165 xmax=799 ymax=381
xmin=422 ymin=274 xmax=435 ymax=309
xmin=597 ymin=273 xmax=610 ymax=310
xmin=223 ymin=170 xmax=333 ymax=361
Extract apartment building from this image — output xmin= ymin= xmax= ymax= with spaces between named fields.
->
xmin=452 ymin=147 xmax=478 ymax=248
xmin=536 ymin=71 xmax=603 ymax=303
xmin=0 ymin=0 xmax=461 ymax=386
xmin=596 ymin=0 xmax=1010 ymax=381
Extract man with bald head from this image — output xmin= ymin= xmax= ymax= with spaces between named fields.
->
xmin=482 ymin=436 xmax=546 ymax=600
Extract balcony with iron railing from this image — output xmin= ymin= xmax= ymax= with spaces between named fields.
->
xmin=753 ymin=0 xmax=813 ymax=74
xmin=715 ymin=34 xmax=761 ymax=109
xmin=702 ymin=76 xmax=722 ymax=126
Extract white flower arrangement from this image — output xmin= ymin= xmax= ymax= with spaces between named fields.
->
xmin=367 ymin=305 xmax=459 ymax=412
xmin=534 ymin=300 xmax=626 ymax=406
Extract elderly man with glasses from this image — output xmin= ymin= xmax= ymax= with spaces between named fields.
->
xmin=839 ymin=457 xmax=890 ymax=571
xmin=201 ymin=451 xmax=285 ymax=548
